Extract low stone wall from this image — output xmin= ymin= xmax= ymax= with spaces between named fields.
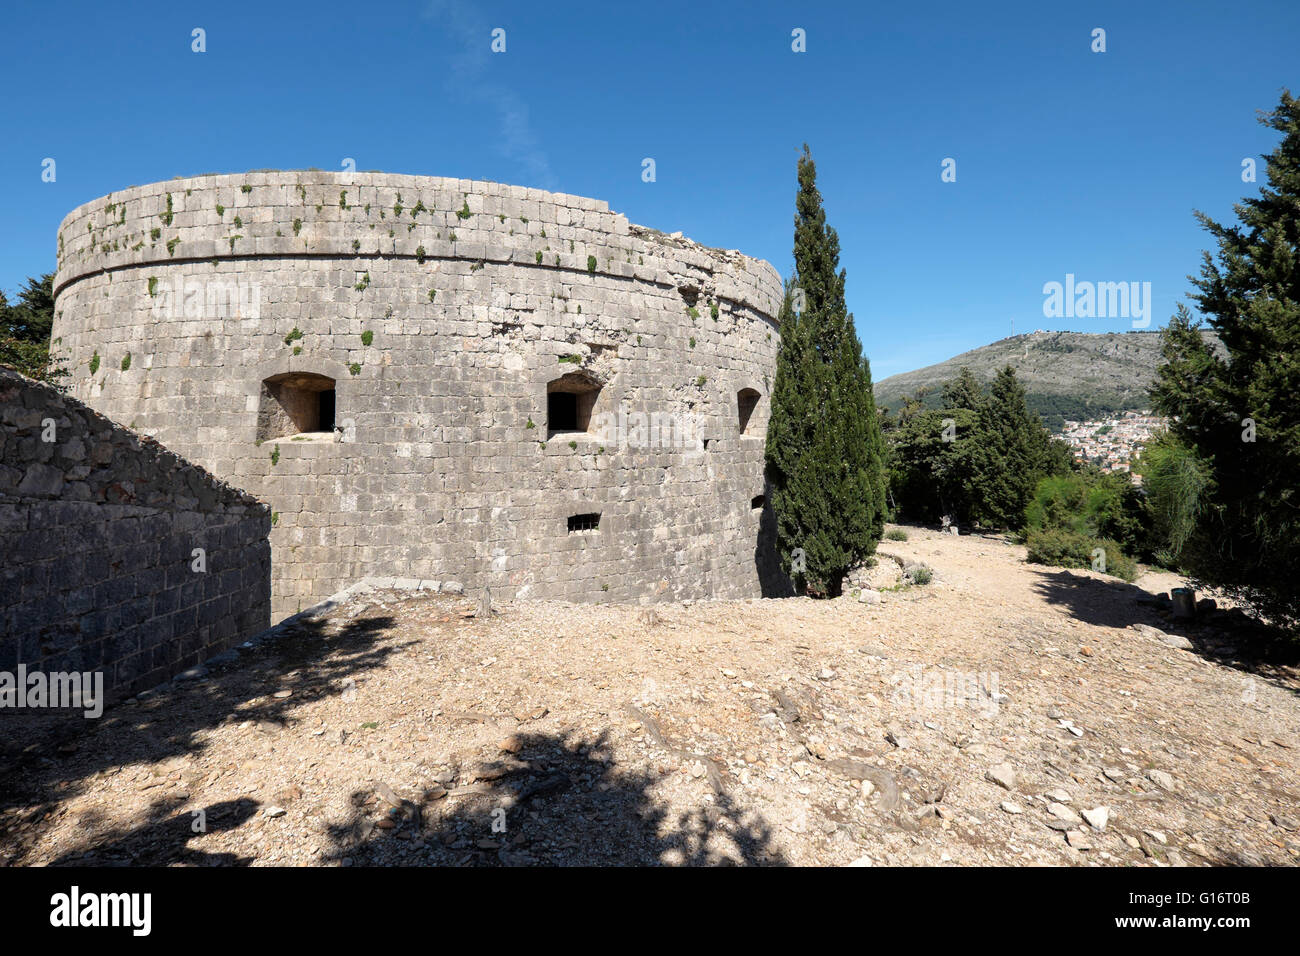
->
xmin=0 ymin=368 xmax=271 ymax=701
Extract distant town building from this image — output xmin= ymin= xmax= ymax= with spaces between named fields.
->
xmin=1059 ymin=409 xmax=1165 ymax=476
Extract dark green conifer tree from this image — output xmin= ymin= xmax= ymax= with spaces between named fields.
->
xmin=970 ymin=365 xmax=1041 ymax=529
xmin=1149 ymin=90 xmax=1300 ymax=634
xmin=765 ymin=146 xmax=886 ymax=596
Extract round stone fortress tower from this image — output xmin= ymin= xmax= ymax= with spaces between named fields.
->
xmin=52 ymin=172 xmax=783 ymax=621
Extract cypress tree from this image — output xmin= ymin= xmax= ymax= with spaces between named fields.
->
xmin=971 ymin=365 xmax=1040 ymax=529
xmin=1149 ymin=90 xmax=1300 ymax=634
xmin=766 ymin=146 xmax=886 ymax=596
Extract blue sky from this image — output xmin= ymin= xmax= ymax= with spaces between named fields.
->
xmin=2 ymin=0 xmax=1296 ymax=378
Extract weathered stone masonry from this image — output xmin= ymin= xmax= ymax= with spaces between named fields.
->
xmin=0 ymin=369 xmax=271 ymax=699
xmin=51 ymin=172 xmax=784 ymax=621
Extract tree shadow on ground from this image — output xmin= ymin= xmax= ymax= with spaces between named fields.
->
xmin=0 ymin=612 xmax=410 ymax=861
xmin=1029 ymin=567 xmax=1299 ymax=693
xmin=42 ymin=796 xmax=262 ymax=866
xmin=321 ymin=730 xmax=789 ymax=866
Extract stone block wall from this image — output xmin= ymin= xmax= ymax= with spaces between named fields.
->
xmin=0 ymin=369 xmax=271 ymax=699
xmin=51 ymin=172 xmax=784 ymax=620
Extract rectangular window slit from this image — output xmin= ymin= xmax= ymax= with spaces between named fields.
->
xmin=567 ymin=512 xmax=601 ymax=533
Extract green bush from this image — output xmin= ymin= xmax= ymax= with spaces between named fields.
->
xmin=1026 ymin=471 xmax=1147 ymax=558
xmin=884 ymin=528 xmax=908 ymax=541
xmin=1026 ymin=528 xmax=1137 ymax=582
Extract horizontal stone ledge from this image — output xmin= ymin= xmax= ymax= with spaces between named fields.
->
xmin=51 ymin=252 xmax=781 ymax=327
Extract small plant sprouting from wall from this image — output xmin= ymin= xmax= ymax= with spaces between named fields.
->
xmin=228 ymin=236 xmax=242 ymax=252
xmin=587 ymin=255 xmax=597 ymax=274
xmin=499 ymin=214 xmax=506 ymax=223
xmin=270 ymin=444 xmax=280 ymax=466
xmin=416 ymin=245 xmax=427 ymax=264
xmin=167 ymin=238 xmax=180 ymax=256
xmin=536 ymin=251 xmax=543 ymax=264
xmin=162 ymin=193 xmax=174 ymax=226
xmin=456 ymin=199 xmax=471 ymax=220
xmin=568 ymin=440 xmax=578 ymax=450
xmin=412 ymin=200 xmax=426 ymax=218
xmin=427 ymin=289 xmax=436 ymax=302
xmin=361 ymin=329 xmax=374 ymax=346
xmin=349 ymin=363 xmax=361 ymax=376
xmin=121 ymin=352 xmax=132 ymax=371
xmin=233 ymin=215 xmax=242 ymax=228
xmin=89 ymin=351 xmax=100 ymax=374
xmin=284 ymin=326 xmax=303 ymax=346
xmin=355 ymin=272 xmax=370 ymax=292
xmin=689 ymin=337 xmax=696 ymax=348
xmin=150 ymin=228 xmax=161 ymax=241
xmin=710 ymin=301 xmax=719 ymax=320
xmin=296 ymin=183 xmax=307 ymax=202
xmin=352 ymin=239 xmax=361 ymax=252
xmin=293 ymin=218 xmax=302 ymax=236
xmin=216 ymin=203 xmax=225 ymax=217
xmin=558 ymin=354 xmax=580 ymax=364
xmin=687 ymin=306 xmax=700 ymax=320
xmin=696 ymin=375 xmax=707 ymax=387
xmin=271 ymin=512 xmax=279 ymax=527
xmin=449 ymin=231 xmax=457 ymax=242
xmin=147 ymin=277 xmax=158 ymax=297
xmin=339 ymin=190 xmax=349 ymax=209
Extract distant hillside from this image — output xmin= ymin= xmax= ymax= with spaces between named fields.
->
xmin=873 ymin=330 xmax=1223 ymax=432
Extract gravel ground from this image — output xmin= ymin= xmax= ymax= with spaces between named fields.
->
xmin=2 ymin=525 xmax=1297 ymax=867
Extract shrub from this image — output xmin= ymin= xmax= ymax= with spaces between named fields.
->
xmin=1026 ymin=528 xmax=1137 ymax=582
xmin=1026 ymin=471 xmax=1147 ymax=560
xmin=885 ymin=528 xmax=908 ymax=541
xmin=1026 ymin=527 xmax=1093 ymax=569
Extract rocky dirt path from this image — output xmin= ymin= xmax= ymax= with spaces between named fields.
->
xmin=2 ymin=526 xmax=1297 ymax=866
